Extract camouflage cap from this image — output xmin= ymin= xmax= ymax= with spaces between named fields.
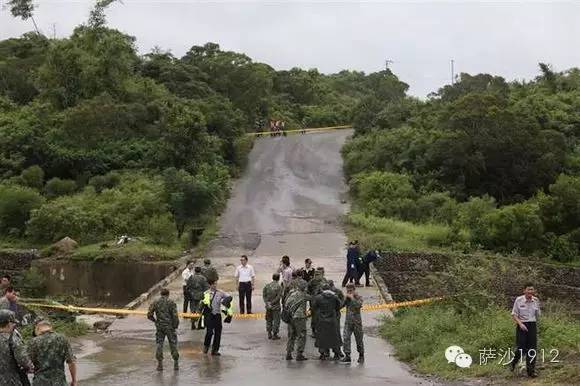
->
xmin=0 ymin=309 xmax=16 ymax=324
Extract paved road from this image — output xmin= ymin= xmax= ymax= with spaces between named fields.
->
xmin=74 ymin=130 xmax=433 ymax=385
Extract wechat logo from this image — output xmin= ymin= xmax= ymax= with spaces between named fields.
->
xmin=445 ymin=345 xmax=473 ymax=368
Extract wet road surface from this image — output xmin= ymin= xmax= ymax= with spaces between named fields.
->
xmin=74 ymin=131 xmax=435 ymax=385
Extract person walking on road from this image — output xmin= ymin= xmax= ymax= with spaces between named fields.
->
xmin=341 ymin=283 xmax=364 ymax=364
xmin=235 ymin=255 xmax=255 ymax=314
xmin=201 ymin=279 xmax=233 ymax=356
xmin=312 ymin=284 xmax=342 ymax=360
xmin=147 ymin=289 xmax=179 ymax=371
xmin=284 ymin=281 xmax=310 ymax=361
xmin=0 ymin=309 xmax=33 ymax=386
xmin=29 ymin=319 xmax=78 ymax=385
xmin=186 ymin=266 xmax=209 ymax=329
xmin=509 ymin=283 xmax=540 ymax=378
xmin=201 ymin=258 xmax=219 ymax=283
xmin=263 ymin=273 xmax=283 ymax=340
xmin=181 ymin=261 xmax=195 ymax=313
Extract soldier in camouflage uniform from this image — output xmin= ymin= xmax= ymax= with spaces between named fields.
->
xmin=186 ymin=266 xmax=209 ymax=330
xmin=0 ymin=310 xmax=33 ymax=386
xmin=340 ymin=283 xmax=364 ymax=364
xmin=147 ymin=288 xmax=180 ymax=371
xmin=284 ymin=280 xmax=310 ymax=361
xmin=283 ymin=270 xmax=307 ymax=302
xmin=262 ymin=273 xmax=283 ymax=340
xmin=307 ymin=267 xmax=327 ymax=337
xmin=29 ymin=319 xmax=77 ymax=386
xmin=201 ymin=258 xmax=219 ymax=283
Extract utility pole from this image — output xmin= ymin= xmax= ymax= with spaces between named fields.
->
xmin=385 ymin=59 xmax=393 ymax=71
xmin=52 ymin=23 xmax=57 ymax=39
xmin=450 ymin=59 xmax=455 ymax=85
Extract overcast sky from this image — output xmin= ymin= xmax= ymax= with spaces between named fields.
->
xmin=1 ymin=1 xmax=579 ymax=96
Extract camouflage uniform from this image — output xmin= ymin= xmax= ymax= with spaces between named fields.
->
xmin=147 ymin=295 xmax=180 ymax=364
xmin=262 ymin=280 xmax=283 ymax=337
xmin=343 ymin=294 xmax=364 ymax=357
xmin=186 ymin=273 xmax=209 ymax=329
xmin=201 ymin=263 xmax=219 ymax=283
xmin=284 ymin=289 xmax=309 ymax=357
xmin=283 ymin=277 xmax=307 ymax=302
xmin=0 ymin=330 xmax=32 ymax=386
xmin=29 ymin=331 xmax=75 ymax=386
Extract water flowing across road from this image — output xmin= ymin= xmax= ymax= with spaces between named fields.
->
xmin=74 ymin=130 xmax=434 ymax=385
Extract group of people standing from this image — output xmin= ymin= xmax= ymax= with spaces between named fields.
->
xmin=341 ymin=241 xmax=380 ymax=288
xmin=264 ymin=256 xmax=366 ymax=364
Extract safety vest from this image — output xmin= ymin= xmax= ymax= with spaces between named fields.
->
xmin=202 ymin=290 xmax=234 ymax=317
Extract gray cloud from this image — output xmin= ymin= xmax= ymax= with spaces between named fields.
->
xmin=1 ymin=0 xmax=579 ymax=96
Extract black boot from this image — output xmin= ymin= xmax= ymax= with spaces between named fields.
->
xmin=286 ymin=353 xmax=293 ymax=360
xmin=156 ymin=361 xmax=163 ymax=371
xmin=203 ymin=346 xmax=209 ymax=354
xmin=358 ymin=354 xmax=365 ymax=363
xmin=268 ymin=332 xmax=272 ymax=339
xmin=340 ymin=355 xmax=351 ymax=364
xmin=272 ymin=334 xmax=281 ymax=340
xmin=174 ymin=360 xmax=179 ymax=370
xmin=296 ymin=354 xmax=308 ymax=361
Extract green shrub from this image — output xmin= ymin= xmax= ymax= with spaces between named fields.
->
xmin=475 ymin=202 xmax=544 ymax=254
xmin=350 ymin=171 xmax=417 ymax=219
xmin=415 ymin=191 xmax=459 ymax=224
xmin=0 ymin=184 xmax=44 ymax=236
xmin=544 ymin=233 xmax=579 ymax=263
xmin=88 ymin=171 xmax=121 ymax=193
xmin=538 ymin=174 xmax=580 ymax=235
xmin=148 ymin=214 xmax=176 ymax=245
xmin=28 ymin=174 xmax=167 ymax=243
xmin=19 ymin=267 xmax=47 ymax=297
xmin=45 ymin=178 xmax=78 ymax=198
xmin=19 ymin=165 xmax=44 ymax=190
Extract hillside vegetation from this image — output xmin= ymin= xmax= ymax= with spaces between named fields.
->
xmin=0 ymin=3 xmax=392 ymax=254
xmin=344 ymin=68 xmax=580 ymax=264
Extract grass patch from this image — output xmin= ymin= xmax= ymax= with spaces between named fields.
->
xmin=344 ymin=212 xmax=465 ymax=252
xmin=19 ymin=319 xmax=90 ymax=341
xmin=68 ymin=239 xmax=181 ymax=262
xmin=382 ymin=303 xmax=580 ymax=384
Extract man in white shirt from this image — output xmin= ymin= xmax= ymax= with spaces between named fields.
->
xmin=510 ymin=282 xmax=541 ymax=378
xmin=234 ymin=255 xmax=255 ymax=314
xmin=181 ymin=261 xmax=194 ymax=313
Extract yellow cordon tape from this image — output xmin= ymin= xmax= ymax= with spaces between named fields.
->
xmin=247 ymin=125 xmax=352 ymax=136
xmin=22 ymin=297 xmax=441 ymax=320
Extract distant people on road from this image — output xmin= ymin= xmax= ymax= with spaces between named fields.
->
xmin=201 ymin=258 xmax=219 ymax=283
xmin=234 ymin=255 xmax=256 ymax=314
xmin=29 ymin=319 xmax=78 ymax=385
xmin=147 ymin=288 xmax=180 ymax=371
xmin=0 ymin=309 xmax=33 ymax=386
xmin=181 ymin=260 xmax=195 ymax=313
xmin=201 ymin=279 xmax=233 ymax=356
xmin=302 ymin=258 xmax=315 ymax=282
xmin=283 ymin=280 xmax=309 ymax=361
xmin=311 ymin=284 xmax=343 ymax=360
xmin=186 ymin=266 xmax=209 ymax=329
xmin=262 ymin=273 xmax=283 ymax=340
xmin=342 ymin=241 xmax=361 ymax=287
xmin=278 ymin=255 xmax=293 ymax=289
xmin=341 ymin=283 xmax=364 ymax=364
xmin=509 ymin=282 xmax=540 ymax=378
xmin=0 ymin=286 xmax=18 ymax=313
